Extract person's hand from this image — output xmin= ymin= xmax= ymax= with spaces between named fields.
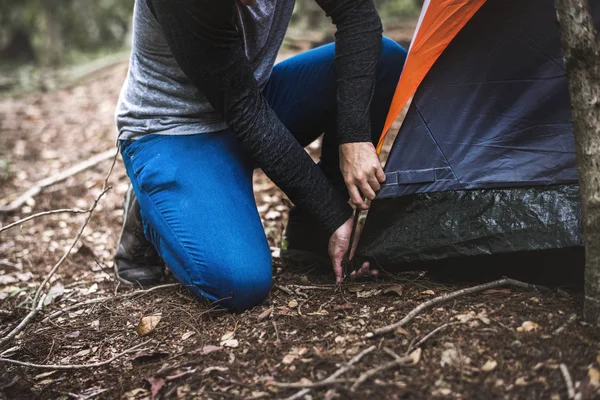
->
xmin=339 ymin=142 xmax=385 ymax=210
xmin=329 ymin=215 xmax=379 ymax=283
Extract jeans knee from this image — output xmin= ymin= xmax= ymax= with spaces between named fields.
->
xmin=380 ymin=37 xmax=408 ymax=70
xmin=223 ymin=260 xmax=272 ymax=312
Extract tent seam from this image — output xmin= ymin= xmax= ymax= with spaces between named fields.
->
xmin=414 ymin=104 xmax=461 ymax=184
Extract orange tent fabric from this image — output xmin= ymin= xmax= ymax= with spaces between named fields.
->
xmin=377 ymin=0 xmax=487 ymax=153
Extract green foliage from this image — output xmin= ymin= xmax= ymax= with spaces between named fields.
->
xmin=375 ymin=0 xmax=421 ymax=24
xmin=0 ymin=0 xmax=133 ymax=66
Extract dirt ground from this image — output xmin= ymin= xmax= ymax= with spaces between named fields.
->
xmin=1 ymin=30 xmax=600 ymax=400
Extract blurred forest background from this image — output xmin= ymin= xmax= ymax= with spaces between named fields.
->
xmin=0 ymin=0 xmax=421 ymax=93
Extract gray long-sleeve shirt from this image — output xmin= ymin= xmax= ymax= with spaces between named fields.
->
xmin=116 ymin=0 xmax=383 ymax=236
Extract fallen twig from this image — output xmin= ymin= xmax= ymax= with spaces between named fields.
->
xmin=275 ymin=285 xmax=295 ymax=296
xmin=560 ymin=363 xmax=576 ymax=399
xmin=350 ymin=360 xmax=406 ymax=391
xmin=0 ymin=341 xmax=150 ymax=370
xmin=0 ymin=148 xmax=116 ymax=213
xmin=351 ymin=350 xmax=415 ymax=391
xmin=408 ymin=322 xmax=463 ymax=352
xmin=42 ymin=283 xmax=179 ymax=322
xmin=554 ymin=314 xmax=578 ymax=335
xmin=277 ymin=345 xmax=376 ymax=400
xmin=366 ymin=278 xmax=537 ymax=338
xmin=0 ymin=208 xmax=89 ymax=233
xmin=271 ymin=379 xmax=351 ymax=389
xmin=0 ymin=151 xmax=117 ymax=347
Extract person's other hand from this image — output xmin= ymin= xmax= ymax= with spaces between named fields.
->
xmin=339 ymin=142 xmax=385 ymax=210
xmin=329 ymin=215 xmax=379 ymax=283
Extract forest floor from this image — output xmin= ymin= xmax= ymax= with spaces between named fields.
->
xmin=1 ymin=26 xmax=600 ymax=400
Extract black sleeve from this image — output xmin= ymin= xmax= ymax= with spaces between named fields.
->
xmin=148 ymin=0 xmax=353 ymax=237
xmin=315 ymin=0 xmax=383 ymax=144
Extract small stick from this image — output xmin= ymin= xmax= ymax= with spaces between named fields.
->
xmin=408 ymin=322 xmax=463 ymax=352
xmin=382 ymin=347 xmax=404 ymax=361
xmin=366 ymin=278 xmax=537 ymax=338
xmin=288 ymin=285 xmax=334 ymax=291
xmin=553 ymin=314 xmax=578 ymax=335
xmin=0 ymin=208 xmax=88 ymax=233
xmin=351 ymin=355 xmax=414 ymax=391
xmin=560 ymin=363 xmax=576 ymax=399
xmin=271 ymin=379 xmax=351 ymax=389
xmin=275 ymin=285 xmax=295 ymax=296
xmin=0 ymin=148 xmax=117 ymax=213
xmin=42 ymin=284 xmax=179 ymax=322
xmin=0 ymin=341 xmax=150 ymax=370
xmin=0 ymin=152 xmax=117 ymax=347
xmin=278 ymin=345 xmax=376 ymax=400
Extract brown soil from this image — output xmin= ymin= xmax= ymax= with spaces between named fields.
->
xmin=1 ymin=34 xmax=600 ymax=400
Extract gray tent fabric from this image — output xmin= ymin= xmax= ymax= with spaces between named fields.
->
xmin=357 ymin=0 xmax=600 ymax=271
xmin=378 ymin=0 xmax=589 ymax=199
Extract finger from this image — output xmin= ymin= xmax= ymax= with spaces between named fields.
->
xmin=376 ymin=166 xmax=386 ymax=183
xmin=368 ymin=175 xmax=381 ymax=192
xmin=333 ymin=256 xmax=344 ymax=283
xmin=350 ymin=261 xmax=371 ymax=280
xmin=359 ymin=180 xmax=377 ymax=201
xmin=348 ymin=184 xmax=368 ymax=210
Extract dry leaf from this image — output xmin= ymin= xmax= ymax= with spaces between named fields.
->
xmin=257 ymin=307 xmax=273 ymax=321
xmin=456 ymin=312 xmax=475 ymax=323
xmin=43 ymin=282 xmax=64 ymax=306
xmin=282 ymin=347 xmax=307 ymax=364
xmin=248 ymin=391 xmax=270 ymax=399
xmin=515 ymin=377 xmax=529 ymax=386
xmin=307 ymin=310 xmax=329 ymax=316
xmin=395 ymin=326 xmax=410 ymax=336
xmin=74 ymin=349 xmax=91 ymax=357
xmin=265 ymin=210 xmax=281 ymax=220
xmin=420 ymin=290 xmax=435 ymax=296
xmin=221 ymin=339 xmax=239 ymax=348
xmin=221 ymin=331 xmax=235 ymax=341
xmin=517 ymin=321 xmax=540 ymax=333
xmin=347 ymin=286 xmax=363 ymax=293
xmin=86 ymin=283 xmax=98 ymax=295
xmin=409 ymin=348 xmax=422 ymax=365
xmin=34 ymin=371 xmax=57 ymax=380
xmin=357 ymin=289 xmax=382 ymax=298
xmin=589 ymin=367 xmax=600 ymax=387
xmin=202 ymin=366 xmax=228 ymax=375
xmin=181 ymin=331 xmax=195 ymax=340
xmin=383 ymin=285 xmax=404 ymax=297
xmin=123 ymin=388 xmax=150 ymax=400
xmin=440 ymin=345 xmax=471 ymax=367
xmin=136 ymin=315 xmax=162 ymax=336
xmin=334 ymin=303 xmax=353 ymax=310
xmin=191 ymin=345 xmax=222 ymax=355
xmin=481 ymin=360 xmax=498 ymax=372
xmin=288 ymin=299 xmax=298 ymax=308
xmin=146 ymin=377 xmax=165 ymax=399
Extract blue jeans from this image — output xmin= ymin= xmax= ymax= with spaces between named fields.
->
xmin=121 ymin=38 xmax=406 ymax=311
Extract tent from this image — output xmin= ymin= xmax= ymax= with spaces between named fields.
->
xmin=357 ymin=0 xmax=600 ymax=275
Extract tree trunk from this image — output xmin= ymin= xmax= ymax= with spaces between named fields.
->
xmin=42 ymin=0 xmax=64 ymax=66
xmin=555 ymin=0 xmax=600 ymax=324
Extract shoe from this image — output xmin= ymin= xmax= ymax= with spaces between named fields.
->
xmin=114 ymin=185 xmax=165 ymax=286
xmin=280 ymin=207 xmax=331 ymax=268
